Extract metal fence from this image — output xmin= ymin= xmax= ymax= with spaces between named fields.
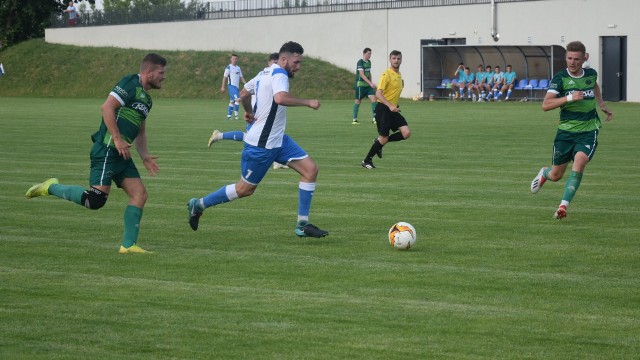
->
xmin=51 ymin=0 xmax=538 ymax=28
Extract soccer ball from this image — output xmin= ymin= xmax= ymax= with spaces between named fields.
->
xmin=388 ymin=222 xmax=416 ymax=250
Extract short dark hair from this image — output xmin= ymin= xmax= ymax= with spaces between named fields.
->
xmin=268 ymin=52 xmax=279 ymax=62
xmin=566 ymin=41 xmax=586 ymax=55
xmin=279 ymin=41 xmax=304 ymax=55
xmin=363 ymin=47 xmax=372 ymax=54
xmin=465 ymin=67 xmax=470 ymax=71
xmin=390 ymin=50 xmax=402 ymax=57
xmin=231 ymin=53 xmax=239 ymax=57
xmin=486 ymin=65 xmax=492 ymax=69
xmin=141 ymin=53 xmax=166 ymax=72
xmin=495 ymin=66 xmax=500 ymax=70
xmin=507 ymin=64 xmax=512 ymax=68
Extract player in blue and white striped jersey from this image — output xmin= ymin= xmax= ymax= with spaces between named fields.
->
xmin=220 ymin=54 xmax=246 ymax=120
xmin=188 ymin=42 xmax=329 ymax=238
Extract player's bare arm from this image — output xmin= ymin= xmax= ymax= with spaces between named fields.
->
xmin=239 ymin=88 xmax=255 ymax=123
xmin=542 ymin=91 xmax=584 ymax=112
xmin=359 ymin=69 xmax=375 ymax=88
xmin=375 ymin=88 xmax=398 ymax=112
xmin=220 ymin=77 xmax=227 ymax=92
xmin=101 ymin=95 xmax=132 ymax=160
xmin=274 ymin=91 xmax=320 ymax=110
xmin=134 ymin=121 xmax=159 ymax=176
xmin=594 ymin=83 xmax=613 ymax=121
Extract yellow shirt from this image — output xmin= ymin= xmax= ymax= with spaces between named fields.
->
xmin=377 ymin=68 xmax=403 ymax=106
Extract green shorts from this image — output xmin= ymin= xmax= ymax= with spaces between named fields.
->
xmin=552 ymin=129 xmax=599 ymax=165
xmin=355 ymin=86 xmax=375 ymax=100
xmin=89 ymin=142 xmax=140 ymax=187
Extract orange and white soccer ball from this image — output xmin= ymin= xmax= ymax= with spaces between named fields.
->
xmin=388 ymin=222 xmax=416 ymax=250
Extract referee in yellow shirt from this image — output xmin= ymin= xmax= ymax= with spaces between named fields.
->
xmin=362 ymin=50 xmax=411 ymax=169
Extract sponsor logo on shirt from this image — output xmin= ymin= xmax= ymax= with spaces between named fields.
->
xmin=114 ymin=86 xmax=128 ymax=98
xmin=131 ymin=102 xmax=149 ymax=117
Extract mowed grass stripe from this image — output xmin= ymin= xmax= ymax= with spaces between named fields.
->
xmin=1 ymin=97 xmax=639 ymax=359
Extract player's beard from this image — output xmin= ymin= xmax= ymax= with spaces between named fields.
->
xmin=284 ymin=63 xmax=296 ymax=78
xmin=149 ymin=78 xmax=163 ymax=89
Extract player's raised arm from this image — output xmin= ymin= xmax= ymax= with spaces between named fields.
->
xmin=273 ymin=91 xmax=320 ymax=110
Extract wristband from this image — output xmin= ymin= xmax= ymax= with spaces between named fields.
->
xmin=566 ymin=93 xmax=574 ymax=102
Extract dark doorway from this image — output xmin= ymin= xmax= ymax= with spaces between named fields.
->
xmin=601 ymin=36 xmax=627 ymax=101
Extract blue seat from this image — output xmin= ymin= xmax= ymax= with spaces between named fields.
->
xmin=514 ymin=79 xmax=528 ymax=90
xmin=536 ymin=79 xmax=549 ymax=89
xmin=526 ymin=79 xmax=539 ymax=89
xmin=436 ymin=78 xmax=451 ymax=89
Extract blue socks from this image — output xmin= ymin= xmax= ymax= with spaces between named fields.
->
xmin=298 ymin=182 xmax=315 ymax=219
xmin=222 ymin=131 xmax=245 ymax=141
xmin=203 ymin=184 xmax=239 ymax=208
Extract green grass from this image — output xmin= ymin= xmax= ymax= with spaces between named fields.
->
xmin=0 ymin=39 xmax=353 ymax=99
xmin=1 ymin=97 xmax=639 ymax=359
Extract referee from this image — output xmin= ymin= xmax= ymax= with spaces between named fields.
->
xmin=362 ymin=50 xmax=411 ymax=169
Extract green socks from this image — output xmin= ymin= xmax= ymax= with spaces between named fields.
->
xmin=353 ymin=103 xmax=360 ymax=119
xmin=562 ymin=171 xmax=583 ymax=204
xmin=122 ymin=205 xmax=143 ymax=248
xmin=48 ymin=183 xmax=85 ymax=205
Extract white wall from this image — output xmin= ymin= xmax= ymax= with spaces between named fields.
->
xmin=46 ymin=0 xmax=639 ymax=101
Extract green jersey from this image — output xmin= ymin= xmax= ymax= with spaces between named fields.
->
xmin=355 ymin=59 xmax=372 ymax=87
xmin=92 ymin=74 xmax=152 ymax=147
xmin=548 ymin=68 xmax=601 ymax=133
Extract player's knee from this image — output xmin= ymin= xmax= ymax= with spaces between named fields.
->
xmin=309 ymin=162 xmax=319 ymax=178
xmin=130 ymin=189 xmax=148 ymax=206
xmin=81 ymin=187 xmax=108 ymax=210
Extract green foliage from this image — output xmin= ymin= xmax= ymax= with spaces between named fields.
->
xmin=1 ymin=98 xmax=639 ymax=359
xmin=0 ymin=0 xmax=63 ymax=48
xmin=0 ymin=39 xmax=353 ymax=99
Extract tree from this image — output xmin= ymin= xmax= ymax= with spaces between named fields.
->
xmin=0 ymin=0 xmax=94 ymax=49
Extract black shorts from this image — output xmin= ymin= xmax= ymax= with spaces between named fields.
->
xmin=375 ymin=102 xmax=408 ymax=136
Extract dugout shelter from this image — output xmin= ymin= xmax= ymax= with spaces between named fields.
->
xmin=422 ymin=44 xmax=566 ymax=100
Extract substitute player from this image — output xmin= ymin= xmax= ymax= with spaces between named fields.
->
xmin=25 ymin=53 xmax=166 ymax=254
xmin=361 ymin=50 xmax=411 ymax=169
xmin=188 ymin=41 xmax=329 ymax=238
xmin=499 ymin=64 xmax=517 ymax=101
xmin=220 ymin=53 xmax=247 ymax=120
xmin=352 ymin=47 xmax=377 ymax=125
xmin=530 ymin=41 xmax=613 ymax=219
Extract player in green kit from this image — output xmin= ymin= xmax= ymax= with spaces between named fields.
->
xmin=25 ymin=53 xmax=166 ymax=253
xmin=353 ymin=47 xmax=377 ymax=124
xmin=530 ymin=41 xmax=613 ymax=219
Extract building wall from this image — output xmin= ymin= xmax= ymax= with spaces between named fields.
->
xmin=46 ymin=0 xmax=639 ymax=101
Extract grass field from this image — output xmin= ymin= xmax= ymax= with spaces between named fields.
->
xmin=1 ymin=97 xmax=639 ymax=359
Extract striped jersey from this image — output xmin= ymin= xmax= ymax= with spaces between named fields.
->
xmin=355 ymin=59 xmax=372 ymax=87
xmin=223 ymin=64 xmax=244 ymax=88
xmin=547 ymin=68 xmax=601 ymax=132
xmin=243 ymin=64 xmax=289 ymax=149
xmin=92 ymin=74 xmax=151 ymax=147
